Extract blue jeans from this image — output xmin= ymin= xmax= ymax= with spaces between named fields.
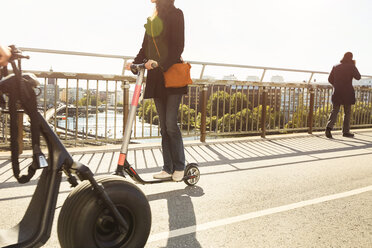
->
xmin=154 ymin=94 xmax=185 ymax=173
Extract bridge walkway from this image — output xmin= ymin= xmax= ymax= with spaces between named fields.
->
xmin=0 ymin=129 xmax=371 ymax=247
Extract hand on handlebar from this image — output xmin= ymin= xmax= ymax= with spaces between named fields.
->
xmin=0 ymin=45 xmax=11 ymax=66
xmin=125 ymin=60 xmax=158 ymax=71
xmin=125 ymin=62 xmax=133 ymax=71
xmin=145 ymin=60 xmax=158 ymax=70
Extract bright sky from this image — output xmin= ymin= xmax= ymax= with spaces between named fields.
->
xmin=2 ymin=0 xmax=372 ymax=82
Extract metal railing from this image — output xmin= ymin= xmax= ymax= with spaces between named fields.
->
xmin=0 ymin=47 xmax=371 ymax=149
xmin=197 ymin=82 xmax=372 ymax=141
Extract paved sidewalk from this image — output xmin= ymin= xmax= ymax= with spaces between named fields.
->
xmin=0 ymin=129 xmax=371 ymax=247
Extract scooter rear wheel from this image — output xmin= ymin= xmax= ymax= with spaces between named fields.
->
xmin=184 ymin=163 xmax=200 ymax=186
xmin=57 ymin=175 xmax=151 ymax=248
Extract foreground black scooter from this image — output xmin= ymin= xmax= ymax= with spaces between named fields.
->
xmin=114 ymin=63 xmax=201 ymax=186
xmin=0 ymin=47 xmax=151 ymax=248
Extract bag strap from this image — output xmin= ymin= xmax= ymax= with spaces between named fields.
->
xmin=8 ymin=73 xmax=46 ymax=184
xmin=151 ymin=20 xmax=161 ymax=59
xmin=151 ymin=20 xmax=183 ymax=65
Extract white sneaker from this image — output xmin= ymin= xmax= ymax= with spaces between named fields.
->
xmin=172 ymin=170 xmax=184 ymax=182
xmin=153 ymin=170 xmax=172 ymax=179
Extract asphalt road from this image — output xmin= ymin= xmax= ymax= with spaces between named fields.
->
xmin=0 ymin=131 xmax=371 ymax=247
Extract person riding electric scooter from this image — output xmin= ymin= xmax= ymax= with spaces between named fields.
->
xmin=114 ymin=62 xmax=201 ymax=186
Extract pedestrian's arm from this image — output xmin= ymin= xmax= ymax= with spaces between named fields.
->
xmin=328 ymin=67 xmax=335 ymax=86
xmin=133 ymin=33 xmax=147 ymax=64
xmin=353 ymin=66 xmax=361 ymax=80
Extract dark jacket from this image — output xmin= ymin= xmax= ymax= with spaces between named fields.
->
xmin=328 ymin=61 xmax=361 ymax=105
xmin=133 ymin=7 xmax=187 ymax=99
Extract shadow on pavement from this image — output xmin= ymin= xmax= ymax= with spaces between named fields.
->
xmin=147 ymin=186 xmax=204 ymax=248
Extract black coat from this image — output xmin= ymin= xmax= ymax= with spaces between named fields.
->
xmin=328 ymin=62 xmax=361 ymax=105
xmin=133 ymin=7 xmax=187 ymax=99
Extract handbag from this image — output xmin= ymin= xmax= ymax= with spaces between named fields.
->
xmin=151 ymin=21 xmax=192 ymax=88
xmin=163 ymin=62 xmax=193 ymax=88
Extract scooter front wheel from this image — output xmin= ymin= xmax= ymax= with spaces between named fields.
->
xmin=184 ymin=163 xmax=200 ymax=186
xmin=57 ymin=175 xmax=151 ymax=248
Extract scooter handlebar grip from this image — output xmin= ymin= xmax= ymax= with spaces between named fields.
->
xmin=151 ymin=62 xmax=158 ymax=69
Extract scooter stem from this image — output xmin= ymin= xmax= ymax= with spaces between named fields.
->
xmin=118 ymin=68 xmax=145 ymax=163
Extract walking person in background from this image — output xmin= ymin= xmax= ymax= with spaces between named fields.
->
xmin=325 ymin=52 xmax=361 ymax=138
xmin=125 ymin=0 xmax=187 ymax=181
xmin=0 ymin=45 xmax=11 ymax=66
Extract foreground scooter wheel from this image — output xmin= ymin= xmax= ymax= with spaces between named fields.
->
xmin=57 ymin=175 xmax=151 ymax=248
xmin=184 ymin=163 xmax=200 ymax=186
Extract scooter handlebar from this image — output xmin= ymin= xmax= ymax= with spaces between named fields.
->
xmin=130 ymin=62 xmax=158 ymax=75
xmin=9 ymin=45 xmax=30 ymax=62
xmin=150 ymin=61 xmax=158 ymax=69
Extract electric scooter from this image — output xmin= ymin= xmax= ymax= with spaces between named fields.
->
xmin=114 ymin=63 xmax=201 ymax=186
xmin=0 ymin=46 xmax=151 ymax=248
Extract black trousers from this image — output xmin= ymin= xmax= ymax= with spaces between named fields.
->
xmin=326 ymin=104 xmax=351 ymax=133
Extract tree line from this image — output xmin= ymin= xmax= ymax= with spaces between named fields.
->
xmin=137 ymin=91 xmax=372 ymax=132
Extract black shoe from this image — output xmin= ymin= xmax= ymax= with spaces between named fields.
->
xmin=343 ymin=132 xmax=354 ymax=138
xmin=325 ymin=128 xmax=332 ymax=138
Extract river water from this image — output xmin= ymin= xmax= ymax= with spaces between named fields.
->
xmin=56 ymin=110 xmax=159 ymax=140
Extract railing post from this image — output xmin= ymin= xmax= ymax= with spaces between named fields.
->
xmin=122 ymin=80 xmax=130 ymax=135
xmin=200 ymin=85 xmax=208 ymax=142
xmin=261 ymin=87 xmax=268 ymax=138
xmin=260 ymin=69 xmax=266 ymax=83
xmin=200 ymin=65 xmax=206 ymax=80
xmin=307 ymin=72 xmax=314 ymax=84
xmin=308 ymin=86 xmax=315 ymax=134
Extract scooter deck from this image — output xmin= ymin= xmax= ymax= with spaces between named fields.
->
xmin=116 ymin=159 xmax=196 ymax=185
xmin=131 ymin=176 xmax=192 ymax=185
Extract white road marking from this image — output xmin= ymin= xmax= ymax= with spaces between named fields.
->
xmin=147 ymin=185 xmax=372 ymax=243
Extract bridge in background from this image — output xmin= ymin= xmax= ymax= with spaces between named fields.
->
xmin=0 ymin=47 xmax=371 ymax=150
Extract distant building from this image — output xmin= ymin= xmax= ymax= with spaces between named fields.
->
xmin=271 ymin=75 xmax=284 ymax=83
xmin=60 ymin=87 xmax=85 ymax=104
xmin=47 ymin=68 xmax=56 ymax=85
xmin=35 ymin=68 xmax=60 ymax=107
xmin=246 ymin=76 xmax=260 ymax=82
xmin=37 ymin=84 xmax=60 ymax=108
xmin=223 ymin=74 xmax=238 ymax=84
xmin=108 ymin=90 xmax=124 ymax=106
xmin=202 ymin=75 xmax=216 ymax=82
